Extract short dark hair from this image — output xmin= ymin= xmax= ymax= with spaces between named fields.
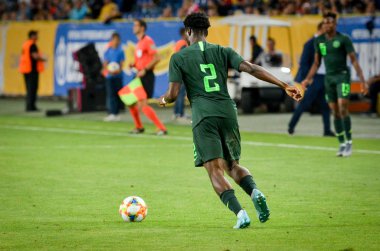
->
xmin=249 ymin=35 xmax=257 ymax=43
xmin=28 ymin=30 xmax=38 ymax=38
xmin=111 ymin=32 xmax=120 ymax=39
xmin=134 ymin=18 xmax=147 ymax=31
xmin=183 ymin=12 xmax=210 ymax=33
xmin=323 ymin=12 xmax=337 ymax=20
xmin=179 ymin=27 xmax=186 ymax=36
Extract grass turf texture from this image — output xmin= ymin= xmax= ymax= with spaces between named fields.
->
xmin=1 ymin=115 xmax=379 ymax=250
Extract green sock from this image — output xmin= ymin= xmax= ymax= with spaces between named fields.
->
xmin=334 ymin=118 xmax=346 ymax=144
xmin=220 ymin=189 xmax=243 ymax=215
xmin=343 ymin=116 xmax=352 ymax=141
xmin=239 ymin=175 xmax=257 ymax=196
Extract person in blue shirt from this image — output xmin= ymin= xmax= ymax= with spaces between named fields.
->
xmin=288 ymin=22 xmax=334 ymax=136
xmin=69 ymin=0 xmax=89 ymax=20
xmin=103 ymin=32 xmax=125 ymax=121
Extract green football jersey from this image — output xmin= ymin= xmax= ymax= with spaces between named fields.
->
xmin=169 ymin=41 xmax=244 ymax=127
xmin=314 ymin=32 xmax=355 ymax=75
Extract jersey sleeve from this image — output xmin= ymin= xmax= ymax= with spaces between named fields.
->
xmin=225 ymin=47 xmax=244 ymax=71
xmin=169 ymin=54 xmax=183 ymax=83
xmin=343 ymin=35 xmax=355 ymax=54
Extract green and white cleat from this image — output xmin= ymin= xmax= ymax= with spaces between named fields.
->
xmin=233 ymin=210 xmax=251 ymax=229
xmin=251 ymin=189 xmax=270 ymax=223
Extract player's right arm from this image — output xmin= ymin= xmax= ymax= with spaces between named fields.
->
xmin=301 ymin=52 xmax=320 ymax=88
xmin=239 ymin=61 xmax=303 ymax=101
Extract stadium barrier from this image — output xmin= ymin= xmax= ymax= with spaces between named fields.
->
xmin=0 ymin=16 xmax=378 ymax=98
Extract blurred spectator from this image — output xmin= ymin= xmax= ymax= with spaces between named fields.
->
xmin=17 ymin=1 xmax=31 ymax=20
xmin=0 ymin=0 xmax=378 ymax=21
xmin=69 ymin=0 xmax=90 ymax=20
xmin=367 ymin=75 xmax=380 ymax=117
xmin=263 ymin=37 xmax=283 ymax=67
xmin=98 ymin=0 xmax=120 ymax=21
xmin=160 ymin=5 xmax=173 ymax=17
xmin=249 ymin=35 xmax=263 ymax=65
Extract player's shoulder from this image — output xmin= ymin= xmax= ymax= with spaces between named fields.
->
xmin=143 ymin=35 xmax=155 ymax=44
xmin=337 ymin=32 xmax=352 ymax=41
xmin=315 ymin=34 xmax=325 ymax=41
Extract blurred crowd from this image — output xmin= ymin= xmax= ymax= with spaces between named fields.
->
xmin=0 ymin=0 xmax=378 ymax=21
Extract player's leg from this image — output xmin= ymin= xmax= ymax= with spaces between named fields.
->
xmin=139 ymin=71 xmax=167 ymax=134
xmin=194 ymin=117 xmax=249 ymax=228
xmin=224 ymin=161 xmax=270 ymax=223
xmin=128 ymin=103 xmax=144 ymax=133
xmin=337 ymin=77 xmax=352 ymax=156
xmin=204 ymin=159 xmax=250 ymax=229
xmin=326 ymin=75 xmax=346 ymax=155
xmin=338 ymin=98 xmax=352 ymax=156
xmin=219 ymin=117 xmax=269 ymax=222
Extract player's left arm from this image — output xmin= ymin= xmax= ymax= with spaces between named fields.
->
xmin=239 ymin=61 xmax=303 ymax=101
xmin=348 ymin=52 xmax=368 ymax=94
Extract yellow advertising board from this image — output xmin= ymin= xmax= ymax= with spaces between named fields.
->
xmin=3 ymin=21 xmax=57 ymax=96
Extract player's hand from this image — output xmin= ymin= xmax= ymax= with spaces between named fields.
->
xmin=137 ymin=69 xmax=146 ymax=78
xmin=361 ymin=82 xmax=369 ymax=95
xmin=285 ymin=85 xmax=303 ymax=102
xmin=301 ymin=79 xmax=312 ymax=89
xmin=158 ymin=96 xmax=166 ymax=107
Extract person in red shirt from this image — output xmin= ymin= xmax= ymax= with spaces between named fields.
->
xmin=129 ymin=19 xmax=167 ymax=135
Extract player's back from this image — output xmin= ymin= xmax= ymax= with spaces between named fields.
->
xmin=169 ymin=41 xmax=244 ymax=127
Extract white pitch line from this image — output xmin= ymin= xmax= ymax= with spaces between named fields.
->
xmin=0 ymin=144 xmax=190 ymax=150
xmin=1 ymin=124 xmax=380 ymax=155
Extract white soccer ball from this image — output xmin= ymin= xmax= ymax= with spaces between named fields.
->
xmin=119 ymin=196 xmax=148 ymax=222
xmin=107 ymin=62 xmax=120 ymax=73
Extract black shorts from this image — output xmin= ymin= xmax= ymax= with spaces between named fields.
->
xmin=140 ymin=70 xmax=155 ymax=98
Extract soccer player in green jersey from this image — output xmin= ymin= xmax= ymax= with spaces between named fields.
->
xmin=158 ymin=12 xmax=302 ymax=229
xmin=302 ymin=12 xmax=368 ymax=157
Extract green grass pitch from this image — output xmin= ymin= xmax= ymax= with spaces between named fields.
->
xmin=1 ymin=114 xmax=379 ymax=250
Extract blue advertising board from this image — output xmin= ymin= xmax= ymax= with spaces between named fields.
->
xmin=54 ymin=21 xmax=183 ymax=97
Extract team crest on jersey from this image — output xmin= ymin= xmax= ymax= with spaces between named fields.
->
xmin=333 ymin=40 xmax=340 ymax=48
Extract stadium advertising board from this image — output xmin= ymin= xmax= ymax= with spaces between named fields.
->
xmin=338 ymin=16 xmax=380 ymax=80
xmin=2 ymin=22 xmax=56 ymax=96
xmin=0 ymin=25 xmax=6 ymax=93
xmin=54 ymin=21 xmax=183 ymax=97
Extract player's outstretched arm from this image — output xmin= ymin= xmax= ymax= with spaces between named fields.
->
xmin=349 ymin=52 xmax=368 ymax=94
xmin=239 ymin=61 xmax=303 ymax=101
xmin=158 ymin=82 xmax=181 ymax=106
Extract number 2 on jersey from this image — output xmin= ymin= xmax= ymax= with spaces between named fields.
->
xmin=200 ymin=64 xmax=220 ymax=92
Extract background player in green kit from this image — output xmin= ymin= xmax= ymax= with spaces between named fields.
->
xmin=302 ymin=12 xmax=368 ymax=157
xmin=158 ymin=12 xmax=302 ymax=229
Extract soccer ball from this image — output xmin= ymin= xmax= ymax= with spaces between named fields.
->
xmin=107 ymin=62 xmax=120 ymax=73
xmin=119 ymin=196 xmax=148 ymax=222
